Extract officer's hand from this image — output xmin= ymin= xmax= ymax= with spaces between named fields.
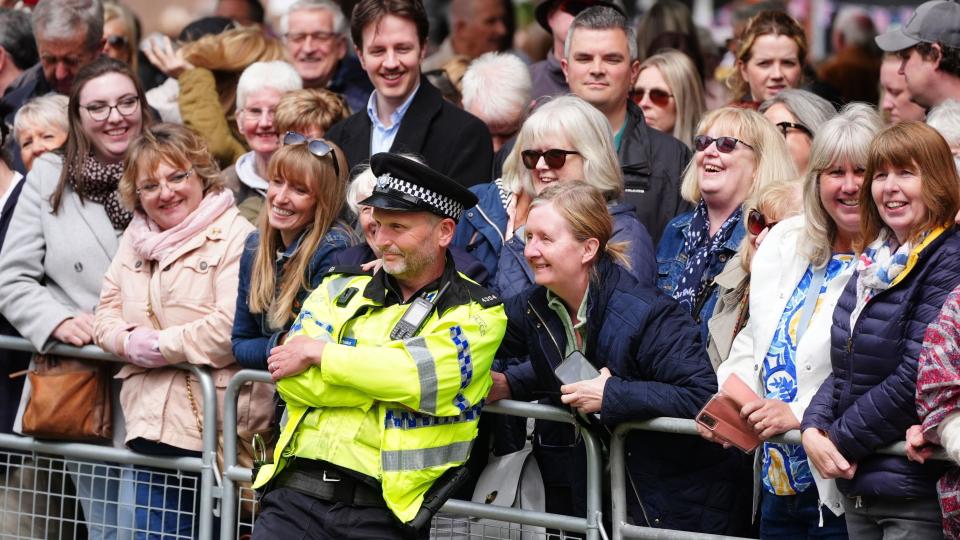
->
xmin=560 ymin=368 xmax=611 ymax=414
xmin=268 ymin=336 xmax=325 ymax=381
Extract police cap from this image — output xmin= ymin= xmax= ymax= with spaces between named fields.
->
xmin=361 ymin=153 xmax=478 ymax=222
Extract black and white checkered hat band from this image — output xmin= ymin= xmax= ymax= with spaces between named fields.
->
xmin=376 ymin=173 xmax=464 ymax=220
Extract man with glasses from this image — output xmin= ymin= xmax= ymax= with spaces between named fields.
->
xmin=325 ymin=0 xmax=493 ymax=188
xmin=875 ymin=0 xmax=960 ymax=110
xmin=280 ymin=0 xmax=373 ymax=114
xmin=562 ymin=6 xmax=691 ymax=243
xmin=1 ymin=0 xmax=103 ymax=174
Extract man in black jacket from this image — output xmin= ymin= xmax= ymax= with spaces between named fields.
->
xmin=325 ymin=0 xmax=493 ymax=188
xmin=561 ymin=6 xmax=691 ymax=243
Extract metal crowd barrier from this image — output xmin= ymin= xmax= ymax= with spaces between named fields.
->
xmin=0 ymin=335 xmax=220 ymax=540
xmin=609 ymin=418 xmax=951 ymax=540
xmin=221 ymin=369 xmax=607 ymax=540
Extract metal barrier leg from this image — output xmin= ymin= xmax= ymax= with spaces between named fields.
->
xmin=610 ymin=427 xmax=628 ymax=540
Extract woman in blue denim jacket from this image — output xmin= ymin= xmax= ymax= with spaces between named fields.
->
xmin=452 ymin=95 xmax=656 ymax=298
xmin=231 ymin=137 xmax=356 ymax=370
xmin=657 ymin=107 xmax=797 ymax=341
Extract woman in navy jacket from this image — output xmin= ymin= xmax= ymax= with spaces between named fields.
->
xmin=231 ymin=137 xmax=355 ymax=370
xmin=452 ymin=95 xmax=655 ymax=297
xmin=491 ymin=183 xmax=740 ymax=534
xmin=801 ymin=121 xmax=960 ymax=538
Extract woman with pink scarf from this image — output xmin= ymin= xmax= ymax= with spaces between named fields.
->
xmin=93 ymin=123 xmax=273 ymax=537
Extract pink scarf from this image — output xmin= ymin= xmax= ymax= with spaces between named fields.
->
xmin=127 ymin=189 xmax=235 ymax=262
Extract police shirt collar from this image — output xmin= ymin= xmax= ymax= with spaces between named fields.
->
xmin=363 ymin=252 xmax=467 ymax=314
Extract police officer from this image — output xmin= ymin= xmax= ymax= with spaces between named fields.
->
xmin=251 ymin=153 xmax=508 ymax=539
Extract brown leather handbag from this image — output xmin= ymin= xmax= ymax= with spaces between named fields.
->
xmin=22 ymin=355 xmax=113 ymax=443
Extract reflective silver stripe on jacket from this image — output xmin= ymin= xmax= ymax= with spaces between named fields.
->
xmin=404 ymin=336 xmax=438 ymax=414
xmin=381 ymin=440 xmax=473 ymax=471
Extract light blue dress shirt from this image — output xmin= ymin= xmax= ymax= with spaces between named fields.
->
xmin=366 ymin=84 xmax=421 ymax=155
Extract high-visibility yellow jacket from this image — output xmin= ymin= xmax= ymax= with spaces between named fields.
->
xmin=252 ymin=261 xmax=506 ymax=522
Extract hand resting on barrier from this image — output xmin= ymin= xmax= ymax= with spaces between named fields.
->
xmin=801 ymin=427 xmax=857 ymax=480
xmin=124 ymin=327 xmax=166 ymax=368
xmin=740 ymin=398 xmax=800 ymax=440
xmin=487 ymin=371 xmax=511 ymax=402
xmin=559 ymin=367 xmax=611 ymax=414
xmin=905 ymin=424 xmax=937 ymax=464
xmin=52 ymin=313 xmax=96 ymax=347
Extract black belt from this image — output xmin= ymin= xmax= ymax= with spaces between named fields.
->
xmin=275 ymin=464 xmax=387 ymax=508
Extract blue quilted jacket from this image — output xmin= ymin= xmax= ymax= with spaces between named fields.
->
xmin=801 ymin=226 xmax=960 ymax=497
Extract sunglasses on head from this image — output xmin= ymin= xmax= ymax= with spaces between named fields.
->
xmin=632 ymin=87 xmax=673 ymax=107
xmin=775 ymin=121 xmax=812 ymax=138
xmin=693 ymin=135 xmax=754 ymax=153
xmin=521 ymin=149 xmax=580 ymax=170
xmin=747 ymin=209 xmax=778 ymax=236
xmin=283 ymin=131 xmax=340 ymax=178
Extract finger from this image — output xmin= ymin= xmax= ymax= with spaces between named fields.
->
xmin=559 ymin=383 xmax=576 ymax=394
xmin=560 ymin=392 xmax=577 ymax=405
xmin=599 ymin=367 xmax=611 ymax=376
xmin=740 ymin=399 xmax=764 ymax=418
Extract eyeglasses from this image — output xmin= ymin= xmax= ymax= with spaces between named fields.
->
xmin=775 ymin=121 xmax=812 ymax=138
xmin=632 ymin=87 xmax=673 ymax=107
xmin=81 ymin=95 xmax=140 ymax=122
xmin=284 ymin=31 xmax=338 ymax=45
xmin=521 ymin=149 xmax=580 ymax=170
xmin=693 ymin=135 xmax=754 ymax=153
xmin=241 ymin=107 xmax=277 ymax=122
xmin=136 ymin=168 xmax=193 ymax=198
xmin=105 ymin=35 xmax=129 ymax=48
xmin=283 ymin=131 xmax=340 ymax=178
xmin=747 ymin=209 xmax=778 ymax=236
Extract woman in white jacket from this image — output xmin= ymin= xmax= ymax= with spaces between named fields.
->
xmin=700 ymin=104 xmax=884 ymax=537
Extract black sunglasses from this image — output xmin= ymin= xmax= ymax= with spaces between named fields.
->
xmin=283 ymin=131 xmax=339 ymax=178
xmin=693 ymin=135 xmax=754 ymax=153
xmin=105 ymin=35 xmax=128 ymax=48
xmin=775 ymin=121 xmax=812 ymax=138
xmin=747 ymin=209 xmax=778 ymax=236
xmin=632 ymin=87 xmax=673 ymax=107
xmin=521 ymin=149 xmax=580 ymax=170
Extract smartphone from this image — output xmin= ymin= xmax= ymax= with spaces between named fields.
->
xmin=696 ymin=393 xmax=761 ymax=453
xmin=554 ymin=351 xmax=600 ymax=386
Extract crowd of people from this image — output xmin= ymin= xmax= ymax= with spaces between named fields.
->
xmin=1 ymin=0 xmax=960 ymax=538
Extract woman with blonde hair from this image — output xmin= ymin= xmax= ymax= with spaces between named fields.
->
xmin=232 ymin=134 xmax=355 ymax=370
xmin=634 ymin=50 xmax=706 ymax=148
xmin=727 ymin=10 xmax=807 ymax=106
xmin=491 ymin=182 xmax=740 ymax=533
xmin=102 ymin=3 xmax=139 ymax=74
xmin=453 ymin=95 xmax=655 ymax=296
xmin=657 ymin=106 xmax=796 ymax=342
xmin=802 ymin=121 xmax=960 ymax=537
xmin=274 ymin=88 xmax=351 ymax=139
xmin=700 ymin=104 xmax=883 ymax=538
xmin=143 ymin=26 xmax=287 ymax=168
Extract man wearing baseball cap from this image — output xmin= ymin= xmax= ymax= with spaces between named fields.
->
xmin=875 ymin=0 xmax=960 ymax=109
xmin=251 ymin=153 xmax=507 ymax=538
xmin=529 ymin=0 xmax=625 ymax=100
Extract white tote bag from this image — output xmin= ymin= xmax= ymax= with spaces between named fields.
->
xmin=467 ymin=444 xmax=546 ymax=540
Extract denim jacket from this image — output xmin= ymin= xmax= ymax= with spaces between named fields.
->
xmin=231 ymin=223 xmax=356 ymax=369
xmin=656 ymin=210 xmax=746 ymax=342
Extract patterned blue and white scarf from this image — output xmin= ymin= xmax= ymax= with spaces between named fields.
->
xmin=674 ymin=201 xmax=743 ymax=314
xmin=850 ymin=227 xmax=919 ymax=326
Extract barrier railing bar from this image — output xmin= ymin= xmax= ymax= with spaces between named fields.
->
xmin=440 ymin=498 xmax=589 ymax=532
xmin=0 ymin=433 xmax=203 ymax=472
xmin=0 ymin=335 xmax=219 ymax=539
xmin=610 ymin=419 xmax=950 ymax=540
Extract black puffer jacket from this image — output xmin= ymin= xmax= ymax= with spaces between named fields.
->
xmin=802 ymin=226 xmax=960 ymax=497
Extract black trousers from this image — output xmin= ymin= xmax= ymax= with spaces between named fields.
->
xmin=252 ymin=487 xmax=429 ymax=539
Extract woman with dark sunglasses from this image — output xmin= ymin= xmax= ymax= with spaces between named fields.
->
xmin=451 ymin=95 xmax=656 ymax=297
xmin=231 ymin=134 xmax=357 ymax=371
xmin=656 ymin=107 xmax=795 ymax=343
xmin=699 ymin=104 xmax=884 ymax=538
xmin=634 ymin=50 xmax=706 ymax=149
xmin=759 ymin=89 xmax=837 ymax=175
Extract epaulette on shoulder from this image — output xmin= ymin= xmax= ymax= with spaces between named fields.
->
xmin=321 ymin=265 xmax=372 ymax=278
xmin=462 ymin=280 xmax=502 ymax=308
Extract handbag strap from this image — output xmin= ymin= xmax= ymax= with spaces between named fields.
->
xmin=796 ymin=266 xmax=827 ymax=344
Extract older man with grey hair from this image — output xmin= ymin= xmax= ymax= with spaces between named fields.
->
xmin=461 ymin=52 xmax=530 ymax=152
xmin=280 ymin=0 xmax=372 ymax=112
xmin=817 ymin=6 xmax=881 ymax=104
xmin=0 ymin=9 xmax=38 ymax=98
xmin=1 ymin=0 xmax=103 ymax=174
xmin=422 ymin=0 xmax=508 ymax=72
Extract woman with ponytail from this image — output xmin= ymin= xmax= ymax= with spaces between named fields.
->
xmin=491 ymin=182 xmax=737 ymax=534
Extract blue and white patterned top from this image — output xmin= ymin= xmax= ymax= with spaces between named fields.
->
xmin=762 ymin=253 xmax=854 ymax=495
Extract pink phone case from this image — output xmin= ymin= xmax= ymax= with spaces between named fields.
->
xmin=696 ymin=374 xmax=762 ymax=453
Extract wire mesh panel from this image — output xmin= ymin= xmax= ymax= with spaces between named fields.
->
xmin=0 ymin=450 xmax=202 ymax=540
xmin=430 ymin=513 xmax=581 ymax=540
xmin=233 ymin=484 xmax=259 ymax=540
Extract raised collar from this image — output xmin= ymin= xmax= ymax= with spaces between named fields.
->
xmin=362 ymin=251 xmax=469 ymax=314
